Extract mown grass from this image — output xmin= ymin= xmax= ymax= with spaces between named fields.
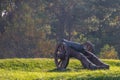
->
xmin=0 ymin=58 xmax=120 ymax=80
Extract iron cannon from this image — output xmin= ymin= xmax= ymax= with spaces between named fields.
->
xmin=54 ymin=39 xmax=109 ymax=70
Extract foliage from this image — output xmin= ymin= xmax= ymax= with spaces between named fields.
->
xmin=100 ymin=44 xmax=118 ymax=59
xmin=0 ymin=0 xmax=120 ymax=58
xmin=0 ymin=58 xmax=120 ymax=80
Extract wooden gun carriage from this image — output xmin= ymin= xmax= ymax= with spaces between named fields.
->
xmin=54 ymin=39 xmax=109 ymax=70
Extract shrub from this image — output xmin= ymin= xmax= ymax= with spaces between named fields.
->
xmin=100 ymin=44 xmax=118 ymax=59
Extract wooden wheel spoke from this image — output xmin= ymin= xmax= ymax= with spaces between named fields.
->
xmin=58 ymin=59 xmax=62 ymax=65
xmin=61 ymin=60 xmax=67 ymax=67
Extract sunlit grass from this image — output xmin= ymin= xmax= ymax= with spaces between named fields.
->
xmin=0 ymin=58 xmax=120 ymax=80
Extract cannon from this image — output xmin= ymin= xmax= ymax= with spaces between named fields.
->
xmin=54 ymin=39 xmax=109 ymax=70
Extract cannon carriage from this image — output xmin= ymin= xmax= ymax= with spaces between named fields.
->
xmin=54 ymin=39 xmax=109 ymax=70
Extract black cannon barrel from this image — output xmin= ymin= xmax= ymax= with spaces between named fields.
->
xmin=62 ymin=39 xmax=85 ymax=52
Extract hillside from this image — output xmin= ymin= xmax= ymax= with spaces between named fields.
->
xmin=0 ymin=58 xmax=120 ymax=80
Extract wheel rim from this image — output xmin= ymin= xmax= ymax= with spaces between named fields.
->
xmin=83 ymin=41 xmax=95 ymax=53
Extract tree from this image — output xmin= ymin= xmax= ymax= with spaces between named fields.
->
xmin=45 ymin=0 xmax=78 ymax=41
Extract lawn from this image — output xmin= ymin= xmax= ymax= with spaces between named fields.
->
xmin=0 ymin=58 xmax=120 ymax=80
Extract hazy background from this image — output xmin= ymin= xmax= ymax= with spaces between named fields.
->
xmin=0 ymin=0 xmax=120 ymax=59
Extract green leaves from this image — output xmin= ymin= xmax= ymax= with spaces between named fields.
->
xmin=0 ymin=0 xmax=120 ymax=58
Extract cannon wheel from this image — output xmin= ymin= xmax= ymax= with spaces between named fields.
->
xmin=83 ymin=41 xmax=95 ymax=53
xmin=54 ymin=42 xmax=69 ymax=70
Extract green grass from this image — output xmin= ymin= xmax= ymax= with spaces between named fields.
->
xmin=0 ymin=58 xmax=120 ymax=80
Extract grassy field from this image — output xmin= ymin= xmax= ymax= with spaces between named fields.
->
xmin=0 ymin=58 xmax=120 ymax=80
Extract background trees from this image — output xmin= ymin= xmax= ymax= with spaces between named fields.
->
xmin=0 ymin=0 xmax=119 ymax=58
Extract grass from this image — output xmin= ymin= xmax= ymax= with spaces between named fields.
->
xmin=0 ymin=58 xmax=120 ymax=80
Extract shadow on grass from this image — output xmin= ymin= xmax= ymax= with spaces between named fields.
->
xmin=48 ymin=68 xmax=71 ymax=72
xmin=48 ymin=67 xmax=84 ymax=72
